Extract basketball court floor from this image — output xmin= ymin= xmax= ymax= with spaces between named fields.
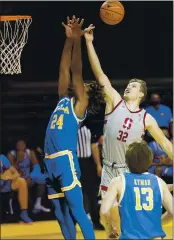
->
xmin=1 ymin=216 xmax=173 ymax=239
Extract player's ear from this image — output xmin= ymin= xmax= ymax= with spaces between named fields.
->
xmin=139 ymin=92 xmax=144 ymax=98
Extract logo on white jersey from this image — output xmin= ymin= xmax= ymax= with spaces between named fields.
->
xmin=123 ymin=118 xmax=133 ymax=130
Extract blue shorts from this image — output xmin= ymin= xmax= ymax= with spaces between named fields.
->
xmin=44 ymin=150 xmax=81 ymax=199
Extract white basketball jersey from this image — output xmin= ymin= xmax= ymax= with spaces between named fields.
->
xmin=103 ymin=100 xmax=146 ymax=166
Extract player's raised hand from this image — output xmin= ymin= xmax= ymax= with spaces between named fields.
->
xmin=62 ymin=15 xmax=83 ymax=39
xmin=83 ymin=24 xmax=95 ymax=37
xmin=67 ymin=15 xmax=85 ymax=39
xmin=62 ymin=16 xmax=74 ymax=39
xmin=84 ymin=27 xmax=94 ymax=42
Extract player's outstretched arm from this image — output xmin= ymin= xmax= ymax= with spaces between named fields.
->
xmin=145 ymin=113 xmax=173 ymax=159
xmin=70 ymin=17 xmax=95 ymax=117
xmin=84 ymin=30 xmax=121 ymax=106
xmin=58 ymin=17 xmax=74 ymax=99
xmin=71 ymin=18 xmax=88 ymax=117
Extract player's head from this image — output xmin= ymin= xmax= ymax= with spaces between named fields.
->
xmin=67 ymin=81 xmax=105 ymax=114
xmin=123 ymin=79 xmax=147 ymax=104
xmin=16 ymin=139 xmax=26 ymax=151
xmin=125 ymin=140 xmax=153 ymax=174
xmin=85 ymin=81 xmax=105 ymax=115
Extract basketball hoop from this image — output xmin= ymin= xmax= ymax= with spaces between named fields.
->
xmin=0 ymin=15 xmax=32 ymax=75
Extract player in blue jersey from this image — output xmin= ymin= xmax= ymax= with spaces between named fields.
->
xmin=0 ymin=154 xmax=32 ymax=223
xmin=100 ymin=141 xmax=173 ymax=239
xmin=44 ymin=16 xmax=105 ymax=239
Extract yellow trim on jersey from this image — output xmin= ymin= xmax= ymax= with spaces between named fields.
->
xmin=45 ymin=150 xmax=81 ymax=193
xmin=48 ymin=193 xmax=65 ymax=199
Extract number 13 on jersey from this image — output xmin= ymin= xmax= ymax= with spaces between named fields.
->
xmin=50 ymin=114 xmax=64 ymax=129
xmin=134 ymin=187 xmax=154 ymax=211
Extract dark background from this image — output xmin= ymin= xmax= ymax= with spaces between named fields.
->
xmin=0 ymin=1 xmax=173 ymax=152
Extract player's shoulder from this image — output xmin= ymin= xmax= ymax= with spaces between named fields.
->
xmin=9 ymin=150 xmax=16 ymax=157
xmin=0 ymin=154 xmax=10 ymax=164
xmin=144 ymin=112 xmax=156 ymax=127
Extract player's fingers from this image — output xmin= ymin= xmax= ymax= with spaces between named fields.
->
xmin=88 ymin=24 xmax=94 ymax=28
xmin=88 ymin=24 xmax=95 ymax=31
xmin=71 ymin=15 xmax=76 ymax=24
xmin=90 ymin=29 xmax=94 ymax=35
xmin=84 ymin=26 xmax=95 ymax=34
xmin=89 ymin=26 xmax=95 ymax=31
xmin=61 ymin=22 xmax=66 ymax=28
xmin=76 ymin=18 xmax=80 ymax=24
xmin=67 ymin=16 xmax=70 ymax=24
xmin=79 ymin=18 xmax=84 ymax=26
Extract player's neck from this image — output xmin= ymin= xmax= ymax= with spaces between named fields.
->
xmin=125 ymin=100 xmax=140 ymax=112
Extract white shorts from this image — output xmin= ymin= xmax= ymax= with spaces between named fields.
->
xmin=100 ymin=164 xmax=128 ymax=198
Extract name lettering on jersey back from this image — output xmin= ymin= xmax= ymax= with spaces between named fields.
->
xmin=134 ymin=179 xmax=151 ymax=186
xmin=54 ymin=105 xmax=69 ymax=114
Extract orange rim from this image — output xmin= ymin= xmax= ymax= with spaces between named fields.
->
xmin=0 ymin=15 xmax=32 ymax=21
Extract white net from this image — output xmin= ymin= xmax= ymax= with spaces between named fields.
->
xmin=0 ymin=16 xmax=32 ymax=75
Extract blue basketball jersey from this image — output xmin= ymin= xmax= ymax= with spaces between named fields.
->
xmin=119 ymin=172 xmax=166 ymax=239
xmin=44 ymin=97 xmax=86 ymax=154
xmin=0 ymin=154 xmax=11 ymax=192
xmin=10 ymin=149 xmax=31 ymax=179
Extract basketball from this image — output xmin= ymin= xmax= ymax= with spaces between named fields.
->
xmin=100 ymin=1 xmax=125 ymax=25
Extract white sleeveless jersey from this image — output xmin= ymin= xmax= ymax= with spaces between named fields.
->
xmin=103 ymin=100 xmax=146 ymax=166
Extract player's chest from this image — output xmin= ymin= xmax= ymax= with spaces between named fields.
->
xmin=104 ymin=110 xmax=144 ymax=138
xmin=17 ymin=157 xmax=30 ymax=167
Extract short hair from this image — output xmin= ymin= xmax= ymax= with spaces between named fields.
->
xmin=129 ymin=78 xmax=147 ymax=103
xmin=125 ymin=141 xmax=153 ymax=174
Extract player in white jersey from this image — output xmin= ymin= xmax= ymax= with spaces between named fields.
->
xmin=84 ymin=29 xmax=173 ymax=238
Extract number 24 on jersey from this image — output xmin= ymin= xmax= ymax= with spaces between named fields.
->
xmin=50 ymin=114 xmax=64 ymax=130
